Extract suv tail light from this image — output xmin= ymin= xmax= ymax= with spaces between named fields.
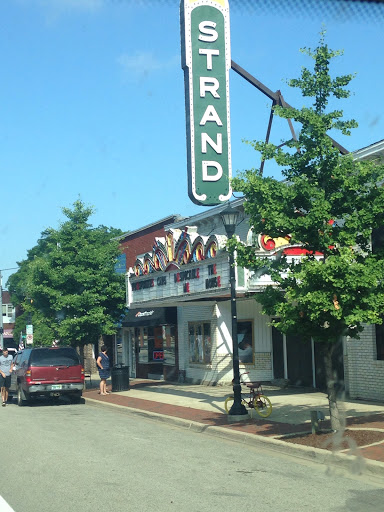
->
xmin=81 ymin=367 xmax=85 ymax=382
xmin=26 ymin=370 xmax=32 ymax=384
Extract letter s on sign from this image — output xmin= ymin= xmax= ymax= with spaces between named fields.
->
xmin=198 ymin=21 xmax=218 ymax=43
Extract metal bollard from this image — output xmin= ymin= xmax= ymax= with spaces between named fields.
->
xmin=311 ymin=410 xmax=320 ymax=434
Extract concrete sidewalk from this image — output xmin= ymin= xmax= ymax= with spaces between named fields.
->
xmin=83 ymin=375 xmax=384 ymax=479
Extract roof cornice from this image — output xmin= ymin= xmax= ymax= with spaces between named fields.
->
xmin=114 ymin=215 xmax=185 ymax=241
xmin=165 ymin=198 xmax=245 ymax=229
xmin=353 ymin=139 xmax=384 ymax=161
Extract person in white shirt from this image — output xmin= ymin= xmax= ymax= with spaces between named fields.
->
xmin=0 ymin=348 xmax=14 ymax=406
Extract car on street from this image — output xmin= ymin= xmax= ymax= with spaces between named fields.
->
xmin=9 ymin=347 xmax=84 ymax=406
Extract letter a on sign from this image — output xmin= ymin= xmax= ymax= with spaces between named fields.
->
xmin=180 ymin=0 xmax=232 ymax=206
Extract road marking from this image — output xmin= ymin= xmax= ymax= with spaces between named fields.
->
xmin=0 ymin=495 xmax=15 ymax=511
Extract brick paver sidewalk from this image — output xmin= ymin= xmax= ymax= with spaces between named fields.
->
xmin=83 ymin=386 xmax=384 ymax=464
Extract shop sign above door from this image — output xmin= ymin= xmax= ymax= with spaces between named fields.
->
xmin=181 ymin=0 xmax=232 ymax=206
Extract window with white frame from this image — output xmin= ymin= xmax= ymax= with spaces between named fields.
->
xmin=2 ymin=304 xmax=15 ymax=319
xmin=188 ymin=322 xmax=211 ymax=364
xmin=237 ymin=320 xmax=254 ymax=364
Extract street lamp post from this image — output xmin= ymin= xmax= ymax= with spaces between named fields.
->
xmin=220 ymin=205 xmax=248 ymax=417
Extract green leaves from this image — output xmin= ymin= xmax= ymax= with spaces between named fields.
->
xmin=7 ymin=200 xmax=126 ymax=347
xmin=231 ymin=33 xmax=384 ymax=345
xmin=290 ymin=33 xmax=355 ymax=116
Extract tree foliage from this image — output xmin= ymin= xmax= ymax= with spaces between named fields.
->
xmin=229 ymin=34 xmax=384 ymax=428
xmin=8 ymin=200 xmax=126 ymax=347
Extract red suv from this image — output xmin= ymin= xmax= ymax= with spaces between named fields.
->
xmin=10 ymin=347 xmax=84 ymax=405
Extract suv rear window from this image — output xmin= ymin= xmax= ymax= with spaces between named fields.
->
xmin=30 ymin=348 xmax=80 ymax=367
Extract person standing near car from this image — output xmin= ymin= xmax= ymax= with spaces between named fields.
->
xmin=96 ymin=345 xmax=110 ymax=396
xmin=0 ymin=348 xmax=14 ymax=406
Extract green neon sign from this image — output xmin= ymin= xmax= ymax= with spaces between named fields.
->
xmin=181 ymin=0 xmax=232 ymax=206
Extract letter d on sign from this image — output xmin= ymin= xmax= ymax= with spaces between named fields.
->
xmin=202 ymin=161 xmax=223 ymax=181
xmin=180 ymin=0 xmax=232 ymax=206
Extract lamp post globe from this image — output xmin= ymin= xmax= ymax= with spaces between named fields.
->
xmin=220 ymin=205 xmax=239 ymax=238
xmin=220 ymin=205 xmax=248 ymax=417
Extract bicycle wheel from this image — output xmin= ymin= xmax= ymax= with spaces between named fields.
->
xmin=224 ymin=396 xmax=247 ymax=413
xmin=254 ymin=395 xmax=272 ymax=418
xmin=224 ymin=396 xmax=234 ymax=413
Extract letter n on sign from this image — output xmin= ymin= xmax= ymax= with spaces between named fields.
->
xmin=180 ymin=0 xmax=232 ymax=206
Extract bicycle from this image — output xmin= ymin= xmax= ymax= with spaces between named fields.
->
xmin=224 ymin=372 xmax=272 ymax=418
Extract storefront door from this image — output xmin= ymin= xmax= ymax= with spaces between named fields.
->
xmin=124 ymin=329 xmax=136 ymax=378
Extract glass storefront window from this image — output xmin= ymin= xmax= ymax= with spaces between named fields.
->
xmin=204 ymin=323 xmax=212 ymax=363
xmin=149 ymin=326 xmax=163 ymax=362
xmin=189 ymin=324 xmax=196 ymax=363
xmin=237 ymin=321 xmax=254 ymax=364
xmin=163 ymin=325 xmax=176 ymax=366
xmin=189 ymin=322 xmax=211 ymax=364
xmin=138 ymin=327 xmax=148 ymax=364
xmin=116 ymin=333 xmax=123 ymax=365
xmin=135 ymin=325 xmax=176 ymax=364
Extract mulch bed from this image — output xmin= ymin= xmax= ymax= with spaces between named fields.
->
xmin=280 ymin=429 xmax=384 ymax=451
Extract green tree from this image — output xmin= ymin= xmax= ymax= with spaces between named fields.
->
xmin=229 ymin=34 xmax=384 ymax=430
xmin=8 ymin=229 xmax=58 ymax=345
xmin=8 ymin=200 xmax=126 ymax=354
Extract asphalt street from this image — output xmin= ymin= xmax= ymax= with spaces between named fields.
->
xmin=1 ymin=398 xmax=384 ymax=512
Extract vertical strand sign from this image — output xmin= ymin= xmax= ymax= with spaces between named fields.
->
xmin=181 ymin=0 xmax=232 ymax=206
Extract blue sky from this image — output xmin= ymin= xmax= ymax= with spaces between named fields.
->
xmin=1 ymin=0 xmax=383 ymax=286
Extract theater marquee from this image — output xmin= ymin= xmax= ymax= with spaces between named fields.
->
xmin=180 ymin=0 xmax=232 ymax=206
xmin=128 ymin=257 xmax=230 ymax=307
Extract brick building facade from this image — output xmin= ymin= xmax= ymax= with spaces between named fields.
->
xmin=342 ymin=140 xmax=384 ymax=400
xmin=117 ymin=215 xmax=184 ymax=270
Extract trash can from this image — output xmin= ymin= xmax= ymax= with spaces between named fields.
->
xmin=111 ymin=364 xmax=130 ymax=392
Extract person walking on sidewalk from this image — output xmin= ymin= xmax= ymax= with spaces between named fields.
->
xmin=96 ymin=345 xmax=110 ymax=396
xmin=0 ymin=348 xmax=14 ymax=406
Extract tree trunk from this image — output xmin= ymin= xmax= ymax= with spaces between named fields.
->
xmin=79 ymin=344 xmax=85 ymax=366
xmin=324 ymin=342 xmax=345 ymax=432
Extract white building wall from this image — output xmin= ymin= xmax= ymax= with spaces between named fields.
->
xmin=178 ymin=303 xmax=222 ymax=384
xmin=178 ymin=298 xmax=273 ymax=385
xmin=345 ymin=324 xmax=384 ymax=401
xmin=188 ymin=213 xmax=250 ymax=243
xmin=237 ymin=299 xmax=273 ymax=382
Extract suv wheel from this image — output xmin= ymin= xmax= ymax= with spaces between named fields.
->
xmin=17 ymin=384 xmax=29 ymax=407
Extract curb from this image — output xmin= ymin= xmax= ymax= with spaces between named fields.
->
xmin=85 ymin=397 xmax=211 ymax=433
xmin=84 ymin=397 xmax=384 ymax=480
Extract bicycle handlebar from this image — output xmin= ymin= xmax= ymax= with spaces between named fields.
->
xmin=236 ymin=372 xmax=263 ymax=390
xmin=232 ymin=372 xmax=262 ymax=387
xmin=239 ymin=371 xmax=250 ymax=383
